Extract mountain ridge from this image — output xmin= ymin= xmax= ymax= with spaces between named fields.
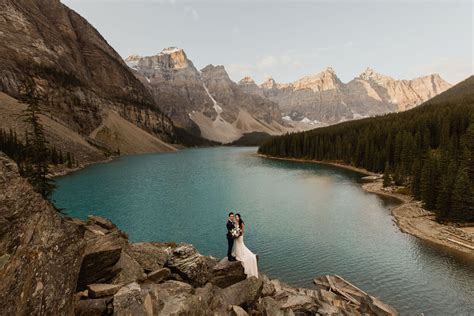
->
xmin=239 ymin=67 xmax=451 ymax=125
xmin=126 ymin=48 xmax=286 ymax=143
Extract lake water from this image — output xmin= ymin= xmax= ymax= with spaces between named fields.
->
xmin=53 ymin=147 xmax=474 ymax=315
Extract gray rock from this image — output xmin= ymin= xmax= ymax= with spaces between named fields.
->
xmin=210 ymin=258 xmax=246 ymax=288
xmin=87 ymin=283 xmax=123 ymax=298
xmin=111 ymin=252 xmax=145 ymax=285
xmin=77 ymin=232 xmax=124 ymax=289
xmin=75 ymin=297 xmax=112 ymax=316
xmin=221 ymin=276 xmax=263 ymax=310
xmin=113 ymin=282 xmax=153 ymax=316
xmin=87 ymin=215 xmax=117 ymax=230
xmin=317 ymin=302 xmax=342 ymax=315
xmin=232 ymin=305 xmax=249 ymax=316
xmin=127 ymin=242 xmax=171 ymax=272
xmin=281 ymin=294 xmax=319 ymax=314
xmin=166 ymin=244 xmax=218 ymax=287
xmin=146 ymin=267 xmax=171 ymax=283
xmin=254 ymin=296 xmax=285 ymax=316
xmin=260 ymin=274 xmax=276 ymax=297
xmin=143 ymin=280 xmax=205 ymax=314
xmin=0 ymin=154 xmax=85 ymax=315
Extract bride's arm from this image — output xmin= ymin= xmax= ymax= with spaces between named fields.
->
xmin=241 ymin=224 xmax=245 ymax=235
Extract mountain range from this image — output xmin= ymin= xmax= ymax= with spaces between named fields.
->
xmin=239 ymin=67 xmax=451 ymax=127
xmin=126 ymin=49 xmax=451 ymax=141
xmin=126 ymin=49 xmax=286 ymax=143
xmin=0 ymin=0 xmax=453 ymax=156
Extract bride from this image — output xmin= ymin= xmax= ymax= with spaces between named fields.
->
xmin=232 ymin=213 xmax=259 ymax=278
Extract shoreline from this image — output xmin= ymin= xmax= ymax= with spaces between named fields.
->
xmin=256 ymin=154 xmax=378 ymax=176
xmin=258 ymin=154 xmax=474 ymax=258
xmin=49 ymin=156 xmax=115 ymax=179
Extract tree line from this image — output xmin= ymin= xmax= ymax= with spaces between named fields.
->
xmin=259 ymin=80 xmax=474 ymax=222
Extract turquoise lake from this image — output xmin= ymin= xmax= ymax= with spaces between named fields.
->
xmin=53 ymin=147 xmax=474 ymax=315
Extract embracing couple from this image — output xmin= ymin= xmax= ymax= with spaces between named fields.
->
xmin=226 ymin=212 xmax=259 ymax=278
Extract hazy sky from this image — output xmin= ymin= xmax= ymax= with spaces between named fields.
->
xmin=63 ymin=0 xmax=472 ymax=84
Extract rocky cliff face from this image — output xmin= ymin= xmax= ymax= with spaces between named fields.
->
xmin=0 ymin=0 xmax=178 ymax=162
xmin=240 ymin=67 xmax=451 ymax=128
xmin=126 ymin=48 xmax=286 ymax=143
xmin=0 ymin=152 xmax=85 ymax=314
xmin=0 ymin=153 xmax=397 ymax=315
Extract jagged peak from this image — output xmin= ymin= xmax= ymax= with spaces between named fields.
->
xmin=261 ymin=77 xmax=277 ymax=89
xmin=358 ymin=67 xmax=392 ymax=82
xmin=158 ymin=47 xmax=184 ymax=56
xmin=322 ymin=66 xmax=336 ymax=75
xmin=239 ymin=76 xmax=256 ymax=84
xmin=124 ymin=54 xmax=142 ymax=61
xmin=200 ymin=64 xmax=231 ymax=81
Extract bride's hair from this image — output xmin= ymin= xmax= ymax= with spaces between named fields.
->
xmin=235 ymin=213 xmax=244 ymax=228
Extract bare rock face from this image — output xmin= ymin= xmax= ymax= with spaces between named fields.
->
xmin=0 ymin=0 xmax=177 ymax=163
xmin=240 ymin=67 xmax=451 ymax=127
xmin=221 ymin=276 xmax=264 ymax=310
xmin=209 ymin=257 xmax=246 ymax=288
xmin=165 ymin=244 xmax=218 ymax=287
xmin=125 ymin=49 xmax=286 ymax=143
xmin=0 ymin=153 xmax=85 ymax=315
xmin=76 ymin=231 xmax=126 ymax=290
xmin=126 ymin=242 xmax=171 ymax=273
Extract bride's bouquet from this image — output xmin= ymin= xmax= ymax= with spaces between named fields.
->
xmin=230 ymin=226 xmax=242 ymax=238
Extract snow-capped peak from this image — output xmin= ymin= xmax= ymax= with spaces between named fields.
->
xmin=158 ymin=47 xmax=183 ymax=55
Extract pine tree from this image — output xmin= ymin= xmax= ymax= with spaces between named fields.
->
xmin=383 ymin=162 xmax=391 ymax=187
xmin=66 ymin=152 xmax=72 ymax=168
xmin=451 ymin=167 xmax=474 ymax=221
xmin=22 ymin=100 xmax=56 ymax=200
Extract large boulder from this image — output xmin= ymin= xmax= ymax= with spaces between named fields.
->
xmin=126 ymin=242 xmax=171 ymax=273
xmin=77 ymin=232 xmax=124 ymax=289
xmin=221 ymin=276 xmax=263 ymax=310
xmin=111 ymin=252 xmax=145 ymax=285
xmin=209 ymin=258 xmax=246 ymax=288
xmin=260 ymin=274 xmax=276 ymax=297
xmin=0 ymin=153 xmax=85 ymax=315
xmin=146 ymin=267 xmax=171 ymax=283
xmin=112 ymin=282 xmax=153 ymax=316
xmin=165 ymin=244 xmax=218 ymax=287
xmin=143 ymin=280 xmax=207 ymax=314
xmin=75 ymin=297 xmax=112 ymax=316
xmin=280 ymin=294 xmax=319 ymax=314
xmin=254 ymin=296 xmax=285 ymax=316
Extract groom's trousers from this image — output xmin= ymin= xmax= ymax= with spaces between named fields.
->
xmin=227 ymin=236 xmax=234 ymax=260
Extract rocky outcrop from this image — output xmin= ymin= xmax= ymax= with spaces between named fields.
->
xmin=125 ymin=48 xmax=286 ymax=143
xmin=0 ymin=0 xmax=187 ymax=167
xmin=0 ymin=153 xmax=85 ymax=315
xmin=240 ymin=67 xmax=451 ymax=128
xmin=0 ymin=153 xmax=397 ymax=315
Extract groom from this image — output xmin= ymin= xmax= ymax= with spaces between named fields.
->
xmin=226 ymin=212 xmax=237 ymax=261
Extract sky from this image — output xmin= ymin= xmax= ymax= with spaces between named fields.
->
xmin=62 ymin=0 xmax=472 ymax=85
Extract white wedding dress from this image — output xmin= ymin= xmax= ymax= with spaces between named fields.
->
xmin=232 ymin=230 xmax=259 ymax=278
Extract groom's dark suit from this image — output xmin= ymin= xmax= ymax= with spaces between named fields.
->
xmin=226 ymin=220 xmax=236 ymax=261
